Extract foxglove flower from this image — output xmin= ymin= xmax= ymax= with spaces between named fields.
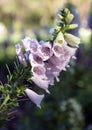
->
xmin=52 ymin=42 xmax=67 ymax=57
xmin=64 ymin=33 xmax=80 ymax=47
xmin=49 ymin=55 xmax=66 ymax=71
xmin=15 ymin=44 xmax=27 ymax=66
xmin=31 ymin=76 xmax=50 ymax=94
xmin=55 ymin=32 xmax=64 ymax=44
xmin=22 ymin=37 xmax=39 ymax=52
xmin=14 ymin=8 xmax=80 ymax=110
xmin=29 ymin=53 xmax=44 ymax=66
xmin=45 ymin=74 xmax=55 ymax=86
xmin=25 ymin=88 xmax=44 ymax=108
xmin=31 ymin=65 xmax=46 ymax=79
xmin=45 ymin=62 xmax=60 ymax=81
xmin=62 ymin=44 xmax=77 ymax=58
xmin=38 ymin=41 xmax=53 ymax=61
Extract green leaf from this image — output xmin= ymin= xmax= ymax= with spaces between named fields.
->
xmin=0 ymin=95 xmax=10 ymax=110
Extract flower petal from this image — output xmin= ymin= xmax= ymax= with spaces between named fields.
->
xmin=31 ymin=65 xmax=46 ymax=79
xmin=22 ymin=37 xmax=39 ymax=52
xmin=15 ymin=44 xmax=27 ymax=66
xmin=25 ymin=88 xmax=44 ymax=108
xmin=38 ymin=42 xmax=53 ymax=61
xmin=29 ymin=53 xmax=44 ymax=66
xmin=31 ymin=76 xmax=50 ymax=94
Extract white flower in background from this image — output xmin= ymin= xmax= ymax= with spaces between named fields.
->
xmin=38 ymin=41 xmax=53 ymax=61
xmin=15 ymin=44 xmax=27 ymax=66
xmin=25 ymin=88 xmax=44 ymax=108
xmin=31 ymin=76 xmax=50 ymax=94
xmin=22 ymin=37 xmax=39 ymax=52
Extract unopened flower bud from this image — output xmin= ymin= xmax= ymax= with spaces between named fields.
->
xmin=55 ymin=32 xmax=64 ymax=44
xmin=64 ymin=33 xmax=80 ymax=47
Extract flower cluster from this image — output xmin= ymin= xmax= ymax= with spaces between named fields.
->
xmin=15 ymin=31 xmax=80 ymax=108
xmin=0 ymin=9 xmax=81 ymax=121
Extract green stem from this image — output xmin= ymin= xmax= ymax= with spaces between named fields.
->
xmin=0 ymin=95 xmax=10 ymax=111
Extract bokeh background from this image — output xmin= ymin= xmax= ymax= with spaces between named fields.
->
xmin=0 ymin=0 xmax=92 ymax=130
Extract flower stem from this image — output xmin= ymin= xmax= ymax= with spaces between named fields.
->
xmin=0 ymin=95 xmax=10 ymax=111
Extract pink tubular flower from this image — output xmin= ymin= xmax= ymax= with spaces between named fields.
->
xmin=52 ymin=42 xmax=67 ymax=57
xmin=50 ymin=55 xmax=69 ymax=71
xmin=15 ymin=44 xmax=27 ymax=66
xmin=38 ymin=41 xmax=53 ymax=61
xmin=45 ymin=74 xmax=55 ymax=86
xmin=52 ymin=44 xmax=63 ymax=57
xmin=22 ymin=37 xmax=39 ymax=53
xmin=31 ymin=76 xmax=50 ymax=94
xmin=45 ymin=62 xmax=60 ymax=82
xmin=31 ymin=65 xmax=46 ymax=79
xmin=25 ymin=88 xmax=44 ymax=108
xmin=29 ymin=53 xmax=44 ymax=66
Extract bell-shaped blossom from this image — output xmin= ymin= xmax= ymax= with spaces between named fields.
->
xmin=38 ymin=41 xmax=53 ymax=61
xmin=22 ymin=37 xmax=39 ymax=52
xmin=53 ymin=41 xmax=76 ymax=58
xmin=45 ymin=74 xmax=55 ymax=86
xmin=45 ymin=62 xmax=61 ymax=84
xmin=64 ymin=33 xmax=80 ymax=47
xmin=52 ymin=42 xmax=66 ymax=57
xmin=62 ymin=44 xmax=77 ymax=58
xmin=25 ymin=88 xmax=44 ymax=108
xmin=31 ymin=65 xmax=46 ymax=79
xmin=55 ymin=32 xmax=64 ymax=44
xmin=52 ymin=43 xmax=63 ymax=57
xmin=31 ymin=76 xmax=50 ymax=94
xmin=45 ymin=62 xmax=60 ymax=77
xmin=15 ymin=44 xmax=27 ymax=66
xmin=49 ymin=55 xmax=68 ymax=71
xmin=29 ymin=53 xmax=44 ymax=66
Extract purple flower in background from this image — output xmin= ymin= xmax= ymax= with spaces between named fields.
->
xmin=25 ymin=88 xmax=44 ymax=108
xmin=84 ymin=55 xmax=91 ymax=70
